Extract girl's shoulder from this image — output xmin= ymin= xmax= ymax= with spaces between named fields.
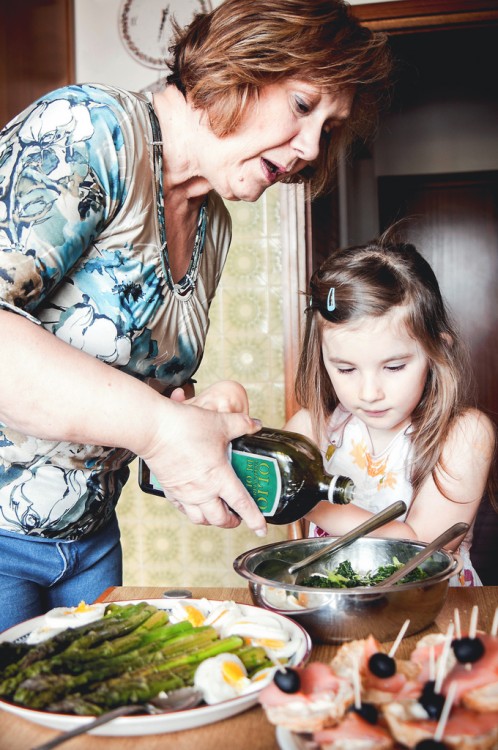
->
xmin=446 ymin=407 xmax=496 ymax=451
xmin=439 ymin=408 xmax=496 ymax=497
xmin=284 ymin=409 xmax=314 ymax=440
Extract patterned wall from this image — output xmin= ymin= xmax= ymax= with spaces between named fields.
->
xmin=117 ymin=187 xmax=288 ymax=588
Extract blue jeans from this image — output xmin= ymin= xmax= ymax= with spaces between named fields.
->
xmin=0 ymin=514 xmax=122 ymax=633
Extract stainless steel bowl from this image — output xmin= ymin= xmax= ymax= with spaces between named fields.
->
xmin=233 ymin=536 xmax=461 ymax=644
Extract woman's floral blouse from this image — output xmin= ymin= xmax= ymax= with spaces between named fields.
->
xmin=0 ymin=84 xmax=231 ymax=539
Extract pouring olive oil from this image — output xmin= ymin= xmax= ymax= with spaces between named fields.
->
xmin=138 ymin=427 xmax=355 ymax=525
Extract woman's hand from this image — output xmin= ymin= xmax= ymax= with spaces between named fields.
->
xmin=140 ymin=395 xmax=267 ymax=535
xmin=170 ymin=380 xmax=250 ymax=413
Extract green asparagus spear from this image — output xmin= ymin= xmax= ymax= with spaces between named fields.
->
xmin=1 ymin=603 xmax=288 ymax=715
xmin=65 ymin=620 xmax=195 ymax=674
xmin=8 ymin=626 xmax=220 ymax=709
xmin=0 ymin=603 xmax=149 ymax=680
xmin=233 ymin=645 xmax=270 ymax=672
xmin=61 ymin=604 xmax=159 ymax=656
xmin=0 ymin=641 xmax=31 ymax=671
xmin=61 ymin=671 xmax=186 ymax=713
xmin=13 ymin=672 xmax=93 ymax=710
xmin=0 ymin=604 xmax=158 ymax=695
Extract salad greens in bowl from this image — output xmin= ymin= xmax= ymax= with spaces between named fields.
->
xmin=234 ymin=536 xmax=461 ymax=644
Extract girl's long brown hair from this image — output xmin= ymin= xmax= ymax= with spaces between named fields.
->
xmin=167 ymin=0 xmax=392 ymax=197
xmin=295 ymin=230 xmax=496 ymax=502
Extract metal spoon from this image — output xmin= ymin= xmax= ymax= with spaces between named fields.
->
xmin=253 ymin=500 xmax=407 ymax=584
xmin=31 ymin=687 xmax=203 ymax=750
xmin=374 ymin=521 xmax=469 ymax=588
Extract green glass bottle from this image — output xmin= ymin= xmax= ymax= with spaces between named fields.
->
xmin=139 ymin=427 xmax=355 ymax=525
xmin=230 ymin=427 xmax=355 ymax=524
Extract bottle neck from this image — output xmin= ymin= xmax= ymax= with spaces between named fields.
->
xmin=327 ymin=475 xmax=355 ymax=505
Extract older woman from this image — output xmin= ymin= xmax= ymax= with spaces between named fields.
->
xmin=0 ymin=0 xmax=391 ymax=628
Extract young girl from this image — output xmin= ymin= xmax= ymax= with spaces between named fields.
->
xmin=285 ymin=232 xmax=496 ymax=586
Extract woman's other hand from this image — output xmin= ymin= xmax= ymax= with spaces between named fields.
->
xmin=170 ymin=380 xmax=250 ymax=413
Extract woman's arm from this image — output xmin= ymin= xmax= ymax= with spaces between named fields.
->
xmin=0 ymin=311 xmax=267 ymax=535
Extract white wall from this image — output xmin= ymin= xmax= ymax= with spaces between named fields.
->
xmin=74 ymin=0 xmax=150 ymax=89
xmin=74 ymin=0 xmax=223 ymax=88
xmin=375 ymin=97 xmax=498 ymax=176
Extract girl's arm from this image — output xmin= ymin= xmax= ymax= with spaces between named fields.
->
xmin=303 ymin=408 xmax=495 ymax=546
xmin=404 ymin=408 xmax=495 ymax=546
xmin=0 ymin=311 xmax=267 ymax=535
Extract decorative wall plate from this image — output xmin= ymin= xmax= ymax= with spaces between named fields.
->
xmin=119 ymin=0 xmax=212 ymax=69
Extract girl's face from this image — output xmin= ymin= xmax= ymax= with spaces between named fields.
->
xmin=194 ymin=79 xmax=352 ymax=202
xmin=321 ymin=307 xmax=430 ymax=452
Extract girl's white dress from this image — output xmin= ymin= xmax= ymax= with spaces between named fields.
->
xmin=308 ymin=405 xmax=481 ymax=586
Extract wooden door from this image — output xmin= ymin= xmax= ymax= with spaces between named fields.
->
xmin=378 ymin=171 xmax=498 ymax=424
xmin=378 ymin=170 xmax=498 ymax=583
xmin=0 ymin=0 xmax=74 ymax=128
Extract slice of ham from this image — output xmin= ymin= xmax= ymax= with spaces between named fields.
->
xmin=258 ymin=662 xmax=354 ymax=732
xmin=330 ymin=635 xmax=420 ymax=704
xmin=383 ymin=701 xmax=498 ymax=749
xmin=259 ymin=663 xmax=349 ymax=708
xmin=440 ymin=633 xmax=498 ymax=711
xmin=410 ymin=632 xmax=454 ymax=683
xmin=314 ymin=711 xmax=394 ymax=749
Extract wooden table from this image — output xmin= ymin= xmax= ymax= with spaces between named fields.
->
xmin=0 ymin=586 xmax=496 ymax=750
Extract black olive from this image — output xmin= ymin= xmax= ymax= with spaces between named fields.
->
xmin=421 ymin=680 xmax=436 ymax=698
xmin=414 ymin=740 xmax=447 ymax=750
xmin=418 ymin=685 xmax=445 ymax=720
xmin=349 ymin=701 xmax=378 ymax=725
xmin=451 ymin=636 xmax=485 ymax=664
xmin=274 ymin=667 xmax=301 ymax=693
xmin=368 ymin=652 xmax=396 ymax=678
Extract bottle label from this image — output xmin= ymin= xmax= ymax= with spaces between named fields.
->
xmin=230 ymin=449 xmax=281 ymax=517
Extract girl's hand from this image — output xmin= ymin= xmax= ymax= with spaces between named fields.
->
xmin=140 ymin=397 xmax=266 ymax=535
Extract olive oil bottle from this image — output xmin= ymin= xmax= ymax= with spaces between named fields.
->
xmin=138 ymin=427 xmax=355 ymax=525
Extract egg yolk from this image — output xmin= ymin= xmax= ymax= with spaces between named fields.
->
xmin=184 ymin=606 xmax=206 ymax=627
xmin=222 ymin=661 xmax=246 ymax=687
xmin=251 ymin=670 xmax=272 ymax=684
xmin=256 ymin=638 xmax=286 ymax=650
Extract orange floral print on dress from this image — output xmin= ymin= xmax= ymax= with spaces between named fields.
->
xmin=350 ymin=439 xmax=398 ymax=492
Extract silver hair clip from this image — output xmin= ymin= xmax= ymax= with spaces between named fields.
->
xmin=327 ymin=287 xmax=336 ymax=312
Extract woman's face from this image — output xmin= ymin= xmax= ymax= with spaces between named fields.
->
xmin=194 ymin=79 xmax=352 ymax=202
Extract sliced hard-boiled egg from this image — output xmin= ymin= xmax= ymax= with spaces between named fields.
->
xmin=168 ymin=598 xmax=211 ymax=627
xmin=194 ymin=653 xmax=251 ymax=704
xmin=223 ymin=617 xmax=299 ymax=658
xmin=44 ymin=601 xmax=107 ymax=629
xmin=25 ymin=624 xmax=66 ymax=645
xmin=204 ymin=601 xmax=242 ymax=631
xmin=26 ymin=601 xmax=106 ymax=644
xmin=242 ymin=666 xmax=275 ymax=694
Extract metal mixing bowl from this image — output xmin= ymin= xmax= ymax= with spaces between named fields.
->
xmin=233 ymin=536 xmax=461 ymax=644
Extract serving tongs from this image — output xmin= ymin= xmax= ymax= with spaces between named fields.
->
xmin=253 ymin=500 xmax=407 ymax=584
xmin=373 ymin=521 xmax=469 ymax=589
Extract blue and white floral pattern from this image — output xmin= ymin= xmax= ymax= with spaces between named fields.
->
xmin=0 ymin=84 xmax=231 ymax=539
